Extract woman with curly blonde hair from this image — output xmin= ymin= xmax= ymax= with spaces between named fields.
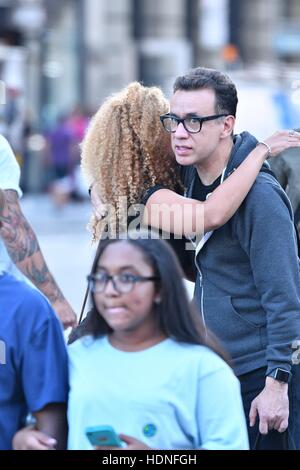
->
xmin=81 ymin=82 xmax=180 ymax=240
xmin=82 ymin=81 xmax=300 ymax=243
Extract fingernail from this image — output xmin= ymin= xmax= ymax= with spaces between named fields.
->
xmin=47 ymin=438 xmax=57 ymax=445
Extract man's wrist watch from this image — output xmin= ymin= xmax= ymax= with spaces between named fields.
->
xmin=268 ymin=368 xmax=292 ymax=384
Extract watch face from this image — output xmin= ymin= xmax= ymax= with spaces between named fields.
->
xmin=274 ymin=368 xmax=291 ymax=383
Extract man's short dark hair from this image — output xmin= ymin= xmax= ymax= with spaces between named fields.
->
xmin=173 ymin=67 xmax=238 ymax=117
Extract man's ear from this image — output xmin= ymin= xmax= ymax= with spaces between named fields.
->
xmin=221 ymin=115 xmax=235 ymax=138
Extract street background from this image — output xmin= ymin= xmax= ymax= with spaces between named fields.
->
xmin=21 ymin=194 xmax=94 ymax=314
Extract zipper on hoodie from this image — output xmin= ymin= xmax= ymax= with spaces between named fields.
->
xmin=193 ymin=167 xmax=228 ymax=335
xmin=185 ymin=183 xmax=208 ymax=335
xmin=185 ymin=168 xmax=220 ymax=337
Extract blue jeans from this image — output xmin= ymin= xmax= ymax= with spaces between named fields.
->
xmin=239 ymin=365 xmax=300 ymax=450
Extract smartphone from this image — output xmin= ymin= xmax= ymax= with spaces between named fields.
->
xmin=85 ymin=425 xmax=122 ymax=447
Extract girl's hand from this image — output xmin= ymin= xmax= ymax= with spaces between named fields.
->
xmin=94 ymin=434 xmax=153 ymax=450
xmin=119 ymin=434 xmax=153 ymax=450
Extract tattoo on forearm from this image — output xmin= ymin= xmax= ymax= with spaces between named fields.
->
xmin=0 ymin=190 xmax=64 ymax=303
xmin=0 ymin=191 xmax=39 ymax=262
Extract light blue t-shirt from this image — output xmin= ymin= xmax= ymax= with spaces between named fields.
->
xmin=67 ymin=336 xmax=249 ymax=450
xmin=0 ymin=135 xmax=24 ymax=279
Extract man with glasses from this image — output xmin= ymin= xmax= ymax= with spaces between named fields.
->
xmin=144 ymin=67 xmax=300 ymax=450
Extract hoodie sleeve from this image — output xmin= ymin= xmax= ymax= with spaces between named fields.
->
xmin=234 ymin=175 xmax=300 ymax=375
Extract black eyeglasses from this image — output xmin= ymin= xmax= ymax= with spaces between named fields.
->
xmin=160 ymin=113 xmax=229 ymax=134
xmin=87 ymin=272 xmax=160 ymax=294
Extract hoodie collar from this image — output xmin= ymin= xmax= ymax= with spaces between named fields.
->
xmin=224 ymin=131 xmax=259 ymax=179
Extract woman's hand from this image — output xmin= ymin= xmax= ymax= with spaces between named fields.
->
xmin=12 ymin=426 xmax=57 ymax=450
xmin=262 ymin=129 xmax=300 ymax=157
xmin=119 ymin=434 xmax=153 ymax=450
xmin=95 ymin=434 xmax=153 ymax=451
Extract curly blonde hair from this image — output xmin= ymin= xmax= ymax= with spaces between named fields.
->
xmin=81 ymin=81 xmax=180 ymax=240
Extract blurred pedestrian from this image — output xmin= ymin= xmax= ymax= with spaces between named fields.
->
xmin=0 ymin=134 xmax=77 ymax=328
xmin=269 ymin=128 xmax=300 ymax=227
xmin=50 ymin=165 xmax=89 ymax=211
xmin=45 ymin=115 xmax=75 ymax=181
xmin=67 ymin=105 xmax=89 ymax=159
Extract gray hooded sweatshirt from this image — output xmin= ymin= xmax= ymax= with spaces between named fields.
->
xmin=182 ymin=131 xmax=300 ymax=376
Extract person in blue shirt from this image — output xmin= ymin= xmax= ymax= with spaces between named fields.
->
xmin=0 ymin=271 xmax=68 ymax=450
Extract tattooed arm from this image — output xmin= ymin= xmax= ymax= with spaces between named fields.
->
xmin=0 ymin=190 xmax=77 ymax=328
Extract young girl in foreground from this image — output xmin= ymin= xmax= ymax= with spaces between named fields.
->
xmin=67 ymin=233 xmax=249 ymax=450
